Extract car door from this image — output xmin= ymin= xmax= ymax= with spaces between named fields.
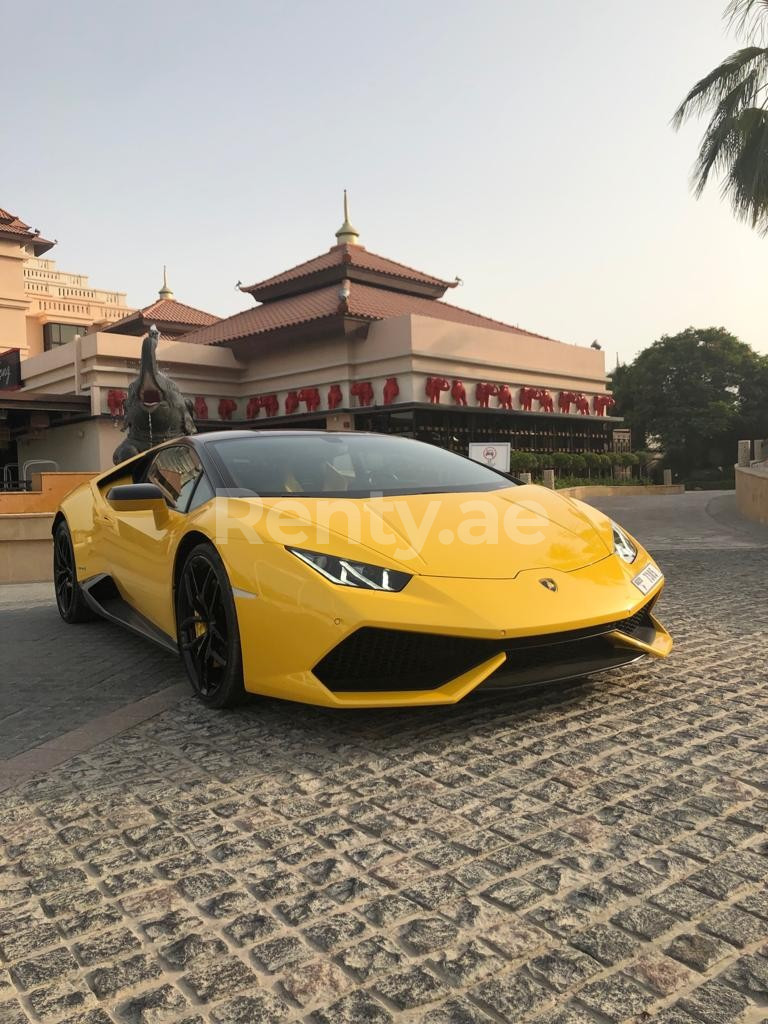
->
xmin=101 ymin=444 xmax=207 ymax=636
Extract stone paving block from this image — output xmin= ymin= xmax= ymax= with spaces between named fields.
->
xmin=281 ymin=959 xmax=351 ymax=1008
xmin=140 ymin=909 xmax=203 ymax=939
xmin=27 ymin=979 xmax=96 ymax=1020
xmin=334 ymin=936 xmax=404 ymax=982
xmin=609 ymin=903 xmax=678 ymax=940
xmin=626 ymin=953 xmax=694 ymax=996
xmin=575 ymin=972 xmax=655 ymax=1021
xmin=374 ymin=966 xmax=447 ymax=1010
xmin=700 ymin=906 xmax=768 ymax=947
xmin=10 ymin=946 xmax=79 ymax=990
xmin=224 ymin=911 xmax=279 ymax=946
xmin=252 ymin=936 xmax=311 ymax=974
xmin=718 ymin=953 xmax=768 ymax=997
xmin=89 ymin=954 xmax=162 ymax=1000
xmin=159 ymin=932 xmax=228 ymax=968
xmin=0 ymin=918 xmax=59 ymax=961
xmin=304 ymin=912 xmax=366 ymax=952
xmin=211 ymin=992 xmax=290 ymax=1024
xmin=528 ymin=947 xmax=602 ymax=993
xmin=120 ymin=983 xmax=187 ymax=1024
xmin=311 ymin=990 xmax=392 ymax=1024
xmin=677 ymin=979 xmax=750 ymax=1023
xmin=419 ymin=998 xmax=495 ymax=1024
xmin=434 ymin=941 xmax=505 ymax=986
xmin=569 ymin=923 xmax=639 ymax=966
xmin=471 ymin=969 xmax=551 ymax=1019
xmin=651 ymin=882 xmax=718 ymax=919
xmin=399 ymin=917 xmax=460 ymax=954
xmin=666 ymin=932 xmax=736 ymax=973
xmin=183 ymin=955 xmax=257 ymax=1003
xmin=58 ymin=1011 xmax=114 ymax=1024
xmin=0 ymin=999 xmax=28 ymax=1024
xmin=74 ymin=927 xmax=141 ymax=966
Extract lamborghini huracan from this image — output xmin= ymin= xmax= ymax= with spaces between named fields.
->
xmin=54 ymin=431 xmax=671 ymax=708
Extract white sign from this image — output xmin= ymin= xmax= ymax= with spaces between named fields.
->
xmin=632 ymin=562 xmax=663 ymax=595
xmin=469 ymin=442 xmax=511 ymax=473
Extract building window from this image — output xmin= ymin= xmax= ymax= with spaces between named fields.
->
xmin=43 ymin=323 xmax=83 ymax=350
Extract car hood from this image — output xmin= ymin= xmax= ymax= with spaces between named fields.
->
xmin=234 ymin=484 xmax=615 ymax=579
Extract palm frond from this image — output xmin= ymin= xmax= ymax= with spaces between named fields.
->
xmin=693 ymin=106 xmax=768 ymax=232
xmin=672 ymin=46 xmax=768 ymax=127
xmin=726 ymin=0 xmax=768 ymax=41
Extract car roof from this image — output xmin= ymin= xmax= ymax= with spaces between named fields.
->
xmin=192 ymin=430 xmax=397 ymax=445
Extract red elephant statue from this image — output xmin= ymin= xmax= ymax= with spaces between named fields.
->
xmin=328 ymin=384 xmax=343 ymax=410
xmin=218 ymin=398 xmax=237 ymax=421
xmin=107 ymin=389 xmax=126 ymax=418
xmin=425 ymin=377 xmax=450 ymax=404
xmin=536 ymin=389 xmax=554 ymax=413
xmin=259 ymin=394 xmax=279 ymax=417
xmin=593 ymin=394 xmax=616 ymax=416
xmin=193 ymin=396 xmax=209 ymax=420
xmin=351 ymin=381 xmax=374 ymax=406
xmin=298 ymin=387 xmax=321 ymax=413
xmin=285 ymin=391 xmax=300 ymax=415
xmin=519 ymin=386 xmax=537 ymax=411
xmin=383 ymin=377 xmax=400 ymax=405
xmin=451 ymin=379 xmax=467 ymax=405
xmin=246 ymin=397 xmax=260 ymax=419
xmin=574 ymin=394 xmax=590 ymax=415
xmin=476 ymin=382 xmax=499 ymax=408
xmin=497 ymin=384 xmax=513 ymax=410
xmin=558 ymin=390 xmax=576 ymax=414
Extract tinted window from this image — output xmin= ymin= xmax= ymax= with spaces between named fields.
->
xmin=210 ymin=434 xmax=514 ymax=497
xmin=146 ymin=446 xmax=204 ymax=512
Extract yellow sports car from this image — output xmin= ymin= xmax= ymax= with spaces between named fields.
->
xmin=54 ymin=430 xmax=671 ymax=708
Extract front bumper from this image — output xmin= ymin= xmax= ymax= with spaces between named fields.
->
xmin=233 ymin=553 xmax=672 ymax=708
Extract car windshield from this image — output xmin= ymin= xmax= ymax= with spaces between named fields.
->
xmin=209 ymin=433 xmax=515 ymax=497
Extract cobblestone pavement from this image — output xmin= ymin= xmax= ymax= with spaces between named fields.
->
xmin=0 ymin=585 xmax=184 ymax=759
xmin=1 ymin=492 xmax=768 ymax=1024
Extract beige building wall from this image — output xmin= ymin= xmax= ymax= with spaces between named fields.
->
xmin=22 ymin=257 xmax=133 ymax=359
xmin=16 ymin=420 xmax=118 ymax=474
xmin=13 ymin=320 xmax=612 ymax=473
xmin=0 ymin=238 xmax=30 ymax=354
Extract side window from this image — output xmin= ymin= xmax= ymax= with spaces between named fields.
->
xmin=188 ymin=473 xmax=215 ymax=511
xmin=146 ymin=446 xmax=203 ymax=513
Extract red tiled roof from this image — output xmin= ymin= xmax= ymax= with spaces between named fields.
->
xmin=180 ymin=280 xmax=555 ymax=347
xmin=110 ymin=298 xmax=219 ymax=330
xmin=242 ymin=244 xmax=456 ymax=296
xmin=0 ymin=207 xmax=54 ymax=254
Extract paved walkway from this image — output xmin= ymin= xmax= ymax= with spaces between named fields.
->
xmin=0 ymin=492 xmax=767 ymax=1024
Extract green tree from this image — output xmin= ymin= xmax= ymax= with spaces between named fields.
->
xmin=673 ymin=0 xmax=768 ymax=233
xmin=609 ymin=326 xmax=768 ymax=474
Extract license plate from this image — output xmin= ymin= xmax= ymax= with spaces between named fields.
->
xmin=632 ymin=562 xmax=663 ymax=595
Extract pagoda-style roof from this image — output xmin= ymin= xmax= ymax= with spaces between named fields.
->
xmin=105 ymin=275 xmax=219 ymax=338
xmin=178 ymin=196 xmax=559 ymax=351
xmin=184 ymin=279 xmax=547 ymax=348
xmin=0 ymin=207 xmax=54 ymax=256
xmin=241 ymin=244 xmax=458 ymax=302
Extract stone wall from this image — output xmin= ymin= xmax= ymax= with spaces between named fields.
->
xmin=735 ymin=463 xmax=768 ymax=526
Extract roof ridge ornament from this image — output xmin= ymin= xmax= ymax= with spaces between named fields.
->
xmin=335 ymin=190 xmax=360 ymax=246
xmin=159 ymin=265 xmax=174 ymax=301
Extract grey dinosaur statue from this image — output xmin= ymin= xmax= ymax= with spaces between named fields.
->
xmin=113 ymin=325 xmax=196 ymax=464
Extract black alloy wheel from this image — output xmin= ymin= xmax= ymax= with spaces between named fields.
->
xmin=53 ymin=522 xmax=93 ymax=623
xmin=176 ymin=543 xmax=244 ymax=708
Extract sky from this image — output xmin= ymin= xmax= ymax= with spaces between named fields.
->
xmin=3 ymin=0 xmax=765 ymax=367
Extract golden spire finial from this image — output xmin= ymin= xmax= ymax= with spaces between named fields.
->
xmin=158 ymin=265 xmax=174 ymax=300
xmin=335 ymin=190 xmax=360 ymax=246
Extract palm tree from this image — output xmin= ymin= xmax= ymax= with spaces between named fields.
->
xmin=673 ymin=0 xmax=768 ymax=233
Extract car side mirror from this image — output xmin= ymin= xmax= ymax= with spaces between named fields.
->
xmin=107 ymin=483 xmax=169 ymax=525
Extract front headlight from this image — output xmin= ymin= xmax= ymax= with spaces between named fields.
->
xmin=611 ymin=521 xmax=638 ymax=564
xmin=288 ymin=548 xmax=412 ymax=592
